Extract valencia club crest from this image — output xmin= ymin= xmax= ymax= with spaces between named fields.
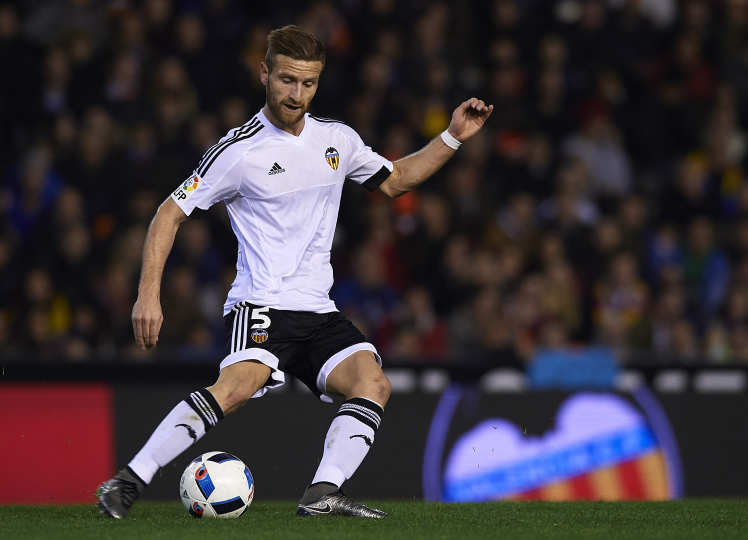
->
xmin=325 ymin=147 xmax=339 ymax=170
xmin=251 ymin=329 xmax=269 ymax=343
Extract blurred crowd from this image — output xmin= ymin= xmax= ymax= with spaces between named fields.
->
xmin=4 ymin=0 xmax=748 ymax=365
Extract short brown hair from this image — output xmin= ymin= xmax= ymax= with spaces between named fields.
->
xmin=265 ymin=25 xmax=325 ymax=73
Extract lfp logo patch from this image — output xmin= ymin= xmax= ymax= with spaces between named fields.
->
xmin=172 ymin=174 xmax=201 ymax=202
xmin=325 ymin=147 xmax=339 ymax=170
xmin=183 ymin=175 xmax=200 ymax=191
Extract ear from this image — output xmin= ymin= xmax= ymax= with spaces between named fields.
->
xmin=260 ymin=61 xmax=271 ymax=87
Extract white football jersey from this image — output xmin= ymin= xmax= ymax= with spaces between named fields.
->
xmin=171 ymin=110 xmax=393 ymax=315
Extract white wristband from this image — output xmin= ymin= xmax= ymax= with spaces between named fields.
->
xmin=440 ymin=130 xmax=462 ymax=150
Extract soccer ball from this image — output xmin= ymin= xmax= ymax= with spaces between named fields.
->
xmin=180 ymin=451 xmax=254 ymax=518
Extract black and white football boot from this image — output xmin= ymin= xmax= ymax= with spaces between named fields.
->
xmin=96 ymin=467 xmax=146 ymax=519
xmin=296 ymin=483 xmax=387 ymax=518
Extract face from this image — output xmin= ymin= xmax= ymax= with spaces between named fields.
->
xmin=261 ymin=55 xmax=323 ymax=129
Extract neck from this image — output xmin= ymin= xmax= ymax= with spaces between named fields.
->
xmin=262 ymin=104 xmax=305 ymax=136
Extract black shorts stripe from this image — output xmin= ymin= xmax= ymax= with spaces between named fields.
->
xmin=231 ymin=305 xmax=246 ymax=354
xmin=196 ymin=118 xmax=259 ymax=176
xmin=361 ymin=165 xmax=391 ymax=192
xmin=231 ymin=307 xmax=238 ymax=353
xmin=239 ymin=306 xmax=247 ymax=351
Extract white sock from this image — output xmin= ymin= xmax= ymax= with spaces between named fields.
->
xmin=128 ymin=389 xmax=224 ymax=484
xmin=312 ymin=397 xmax=384 ymax=487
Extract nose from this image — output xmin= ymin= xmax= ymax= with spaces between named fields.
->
xmin=290 ymin=83 xmax=302 ymax=102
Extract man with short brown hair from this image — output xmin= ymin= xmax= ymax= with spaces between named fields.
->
xmin=97 ymin=24 xmax=492 ymax=519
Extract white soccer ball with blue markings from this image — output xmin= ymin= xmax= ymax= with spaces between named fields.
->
xmin=180 ymin=451 xmax=254 ymax=518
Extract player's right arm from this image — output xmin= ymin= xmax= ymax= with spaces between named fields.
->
xmin=133 ymin=128 xmax=249 ymax=349
xmin=132 ymin=197 xmax=190 ymax=350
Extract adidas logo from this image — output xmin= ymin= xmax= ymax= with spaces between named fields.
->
xmin=268 ymin=162 xmax=285 ymax=175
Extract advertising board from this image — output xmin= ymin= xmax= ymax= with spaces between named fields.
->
xmin=426 ymin=387 xmax=682 ymax=502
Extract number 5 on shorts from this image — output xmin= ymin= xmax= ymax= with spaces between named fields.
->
xmin=251 ymin=307 xmax=271 ymax=329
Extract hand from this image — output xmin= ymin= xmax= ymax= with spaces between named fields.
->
xmin=447 ymin=98 xmax=494 ymax=143
xmin=132 ymin=295 xmax=163 ymax=350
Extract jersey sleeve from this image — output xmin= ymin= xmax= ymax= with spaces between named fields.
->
xmin=344 ymin=130 xmax=393 ymax=192
xmin=171 ymin=145 xmax=244 ymax=217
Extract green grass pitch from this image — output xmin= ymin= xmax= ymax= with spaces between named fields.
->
xmin=2 ymin=500 xmax=748 ymax=540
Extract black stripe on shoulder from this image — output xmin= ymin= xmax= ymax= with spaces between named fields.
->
xmin=198 ymin=118 xmax=259 ymax=169
xmin=199 ymin=124 xmax=264 ymax=176
xmin=197 ymin=117 xmax=260 ymax=176
xmin=309 ymin=114 xmax=345 ymax=125
xmin=361 ymin=165 xmax=392 ymax=192
xmin=196 ymin=120 xmax=257 ymax=175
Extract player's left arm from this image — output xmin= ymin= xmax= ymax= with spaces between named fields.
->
xmin=378 ymin=97 xmax=493 ymax=198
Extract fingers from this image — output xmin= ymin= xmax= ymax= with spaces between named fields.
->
xmin=141 ymin=318 xmax=151 ymax=349
xmin=133 ymin=316 xmax=146 ymax=349
xmin=460 ymin=98 xmax=493 ymax=118
xmin=464 ymin=97 xmax=492 ymax=115
xmin=132 ymin=303 xmax=162 ymax=350
xmin=147 ymin=316 xmax=162 ymax=349
xmin=133 ymin=316 xmax=159 ymax=349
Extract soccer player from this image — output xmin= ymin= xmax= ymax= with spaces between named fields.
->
xmin=97 ymin=25 xmax=492 ymax=519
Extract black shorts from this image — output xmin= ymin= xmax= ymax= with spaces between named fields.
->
xmin=221 ymin=302 xmax=380 ymax=402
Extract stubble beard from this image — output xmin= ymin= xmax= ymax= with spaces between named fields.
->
xmin=266 ymin=84 xmax=307 ymax=128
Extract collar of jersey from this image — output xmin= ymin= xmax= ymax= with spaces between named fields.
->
xmin=258 ymin=109 xmax=310 ymax=146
